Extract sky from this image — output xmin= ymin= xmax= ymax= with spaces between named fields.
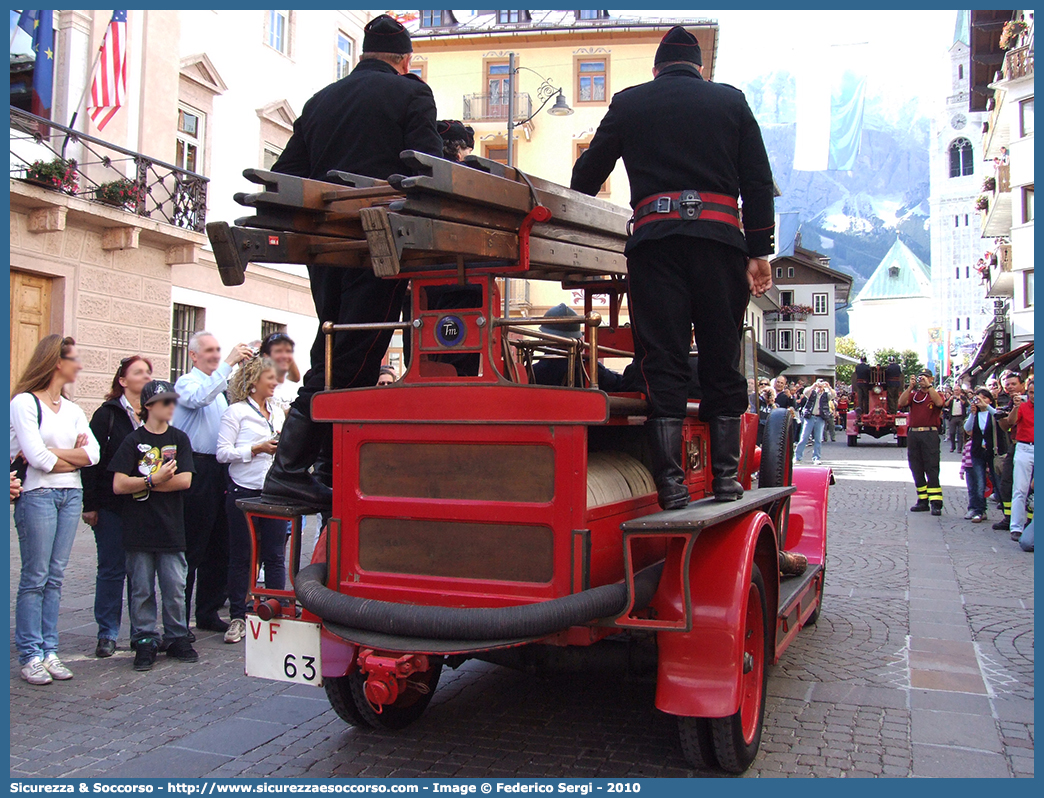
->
xmin=12 ymin=9 xmax=958 ymax=112
xmin=613 ymin=8 xmax=957 ymax=116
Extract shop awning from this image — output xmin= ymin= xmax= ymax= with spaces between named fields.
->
xmin=962 ymin=341 xmax=1033 ymax=382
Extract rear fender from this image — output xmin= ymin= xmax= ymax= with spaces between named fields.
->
xmin=655 ymin=511 xmax=778 ymax=718
xmin=785 ymin=467 xmax=831 ymax=566
xmin=896 ymin=412 xmax=909 ymax=438
xmin=846 ymin=411 xmax=859 ymax=435
xmin=310 ymin=526 xmax=357 ymax=676
xmin=321 ymin=627 xmax=358 ymax=678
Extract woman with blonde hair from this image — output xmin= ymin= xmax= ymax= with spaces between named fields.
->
xmin=10 ymin=335 xmax=100 ymax=684
xmin=216 ymin=356 xmax=286 ymax=644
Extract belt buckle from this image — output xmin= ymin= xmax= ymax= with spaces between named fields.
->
xmin=655 ymin=196 xmax=672 ymax=214
xmin=678 ymin=189 xmax=703 ymax=220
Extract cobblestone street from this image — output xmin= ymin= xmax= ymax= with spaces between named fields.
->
xmin=9 ymin=440 xmax=1034 ymax=778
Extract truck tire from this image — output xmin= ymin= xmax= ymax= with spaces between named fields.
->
xmin=897 ymin=436 xmax=907 ymax=448
xmin=758 ymin=408 xmax=795 ymax=488
xmin=847 ymin=435 xmax=858 ymax=447
xmin=758 ymin=408 xmax=794 ymax=550
xmin=324 ymin=675 xmax=369 ymax=727
xmin=678 ymin=717 xmax=718 ymax=770
xmin=325 ymin=659 xmax=444 ymax=731
xmin=709 ymin=564 xmax=769 ymax=773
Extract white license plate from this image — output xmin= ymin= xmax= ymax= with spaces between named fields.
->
xmin=896 ymin=418 xmax=907 ymax=426
xmin=245 ymin=617 xmax=323 ymax=687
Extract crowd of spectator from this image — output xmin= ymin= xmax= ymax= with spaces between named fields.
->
xmin=750 ymin=376 xmax=842 ymax=463
xmin=8 ymin=329 xmax=349 ymax=682
xmin=957 ymin=370 xmax=1034 ymax=550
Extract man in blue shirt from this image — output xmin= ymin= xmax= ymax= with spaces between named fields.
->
xmin=173 ymin=332 xmax=252 ymax=634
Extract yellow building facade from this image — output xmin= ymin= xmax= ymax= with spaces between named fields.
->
xmin=409 ymin=12 xmax=718 ymax=319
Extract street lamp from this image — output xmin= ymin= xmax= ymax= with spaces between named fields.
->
xmin=505 ymin=53 xmax=573 ymax=168
xmin=503 ymin=53 xmax=573 ymax=317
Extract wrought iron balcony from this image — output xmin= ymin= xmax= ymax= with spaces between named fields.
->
xmin=462 ymin=93 xmax=533 ymax=123
xmin=9 ymin=107 xmax=208 ymax=233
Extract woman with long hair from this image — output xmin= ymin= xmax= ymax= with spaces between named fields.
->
xmin=216 ymin=356 xmax=286 ymax=644
xmin=80 ymin=355 xmax=153 ymax=658
xmin=9 ymin=335 xmax=100 ymax=684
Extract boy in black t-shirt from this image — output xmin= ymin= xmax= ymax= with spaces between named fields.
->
xmin=108 ymin=380 xmax=197 ymax=671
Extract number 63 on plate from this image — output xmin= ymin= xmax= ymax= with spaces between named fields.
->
xmin=245 ymin=617 xmax=324 ymax=686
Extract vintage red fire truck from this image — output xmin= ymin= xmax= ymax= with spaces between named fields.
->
xmin=211 ymin=157 xmax=831 ymax=774
xmin=846 ymin=366 xmax=909 ymax=447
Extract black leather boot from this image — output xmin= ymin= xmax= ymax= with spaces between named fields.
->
xmin=709 ymin=416 xmax=744 ymax=502
xmin=262 ymin=407 xmax=333 ymax=508
xmin=314 ymin=437 xmax=334 ymax=490
xmin=647 ymin=418 xmax=690 ymax=511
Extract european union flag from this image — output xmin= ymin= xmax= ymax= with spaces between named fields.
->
xmin=18 ymin=9 xmax=54 ymax=121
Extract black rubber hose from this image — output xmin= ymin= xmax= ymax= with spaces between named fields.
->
xmin=295 ymin=561 xmax=664 ymax=641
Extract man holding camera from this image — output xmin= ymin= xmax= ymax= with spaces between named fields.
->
xmin=899 ymin=370 xmax=945 ymax=515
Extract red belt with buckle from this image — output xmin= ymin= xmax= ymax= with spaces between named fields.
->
xmin=630 ymin=190 xmax=740 ymax=234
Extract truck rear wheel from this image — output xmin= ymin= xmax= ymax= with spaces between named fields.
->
xmin=678 ymin=717 xmax=718 ymax=770
xmin=897 ymin=436 xmax=907 ymax=448
xmin=709 ymin=564 xmax=769 ymax=773
xmin=324 ymin=658 xmax=444 ymax=731
xmin=758 ymin=408 xmax=794 ymax=550
xmin=847 ymin=434 xmax=858 ymax=447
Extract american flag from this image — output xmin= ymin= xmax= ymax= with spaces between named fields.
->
xmin=88 ymin=10 xmax=127 ymax=131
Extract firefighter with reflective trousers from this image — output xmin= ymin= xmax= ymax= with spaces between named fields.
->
xmin=900 ymin=369 xmax=945 ymax=515
xmin=571 ymin=25 xmax=775 ymax=511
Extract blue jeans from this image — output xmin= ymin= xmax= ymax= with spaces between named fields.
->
xmin=226 ymin=483 xmax=287 ymax=620
xmin=14 ymin=488 xmax=83 ymax=664
xmin=965 ymin=454 xmax=997 ymax=514
xmin=125 ymin=550 xmax=189 ymax=644
xmin=796 ymin=416 xmax=826 ymax=462
xmin=93 ymin=508 xmax=133 ymax=641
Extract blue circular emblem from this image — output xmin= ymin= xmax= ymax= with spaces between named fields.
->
xmin=435 ymin=315 xmax=465 ymax=347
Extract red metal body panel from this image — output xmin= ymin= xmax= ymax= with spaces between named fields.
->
xmin=784 ymin=467 xmax=831 ymax=567
xmin=331 ymin=422 xmax=587 ymax=606
xmin=654 ymin=511 xmax=778 ymax=718
xmin=313 ymin=384 xmax=610 ymax=425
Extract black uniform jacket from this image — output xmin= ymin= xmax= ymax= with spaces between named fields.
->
xmin=570 ymin=63 xmax=775 ymax=257
xmin=854 ymin=363 xmax=871 ymax=385
xmin=272 ymin=59 xmax=442 ymax=181
xmin=885 ymin=363 xmax=903 ymax=385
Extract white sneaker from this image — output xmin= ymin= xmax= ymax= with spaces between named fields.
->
xmin=42 ymin=654 xmax=73 ymax=680
xmin=223 ymin=618 xmax=247 ymax=644
xmin=812 ymin=457 xmax=822 ymax=465
xmin=964 ymin=510 xmax=976 ymax=520
xmin=20 ymin=657 xmax=53 ymax=685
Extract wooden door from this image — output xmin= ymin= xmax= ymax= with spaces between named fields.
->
xmin=486 ymin=61 xmax=510 ymax=119
xmin=10 ymin=270 xmax=53 ymax=387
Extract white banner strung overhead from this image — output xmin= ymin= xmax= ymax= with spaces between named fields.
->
xmin=793 ymin=43 xmax=868 ymax=172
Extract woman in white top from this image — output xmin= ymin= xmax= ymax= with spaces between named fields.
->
xmin=216 ymin=356 xmax=286 ymax=644
xmin=10 ymin=335 xmax=100 ymax=684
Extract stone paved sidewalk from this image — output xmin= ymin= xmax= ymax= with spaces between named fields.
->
xmin=9 ymin=441 xmax=1034 ymax=778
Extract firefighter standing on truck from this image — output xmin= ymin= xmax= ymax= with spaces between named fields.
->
xmin=900 ymin=369 xmax=945 ymax=516
xmin=261 ymin=15 xmax=443 ymax=508
xmin=570 ymin=26 xmax=775 ymax=511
